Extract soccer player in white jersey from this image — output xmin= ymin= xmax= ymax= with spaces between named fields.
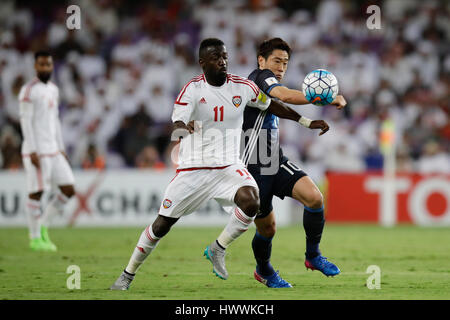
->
xmin=18 ymin=51 xmax=76 ymax=252
xmin=110 ymin=38 xmax=329 ymax=290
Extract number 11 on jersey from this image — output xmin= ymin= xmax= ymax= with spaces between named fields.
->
xmin=214 ymin=106 xmax=224 ymax=122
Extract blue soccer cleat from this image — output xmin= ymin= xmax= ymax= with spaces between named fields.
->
xmin=305 ymin=255 xmax=340 ymax=277
xmin=254 ymin=269 xmax=292 ymax=288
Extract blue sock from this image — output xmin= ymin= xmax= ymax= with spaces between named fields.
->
xmin=303 ymin=205 xmax=325 ymax=259
xmin=252 ymin=231 xmax=275 ymax=277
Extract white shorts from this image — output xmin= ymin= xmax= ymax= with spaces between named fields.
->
xmin=22 ymin=153 xmax=75 ymax=194
xmin=158 ymin=164 xmax=259 ymax=219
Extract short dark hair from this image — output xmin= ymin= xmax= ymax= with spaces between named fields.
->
xmin=34 ymin=50 xmax=52 ymax=60
xmin=257 ymin=38 xmax=291 ymax=65
xmin=199 ymin=38 xmax=224 ymax=59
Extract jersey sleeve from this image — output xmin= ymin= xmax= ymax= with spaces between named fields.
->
xmin=18 ymin=84 xmax=36 ymax=103
xmin=246 ymin=80 xmax=271 ymax=111
xmin=18 ymin=85 xmax=37 ymax=152
xmin=55 ymin=118 xmax=65 ymax=151
xmin=253 ymin=69 xmax=282 ymax=98
xmin=171 ymin=81 xmax=195 ymax=124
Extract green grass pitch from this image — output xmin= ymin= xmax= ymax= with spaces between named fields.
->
xmin=0 ymin=224 xmax=449 ymax=300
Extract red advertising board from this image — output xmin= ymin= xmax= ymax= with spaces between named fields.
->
xmin=325 ymin=172 xmax=450 ymax=225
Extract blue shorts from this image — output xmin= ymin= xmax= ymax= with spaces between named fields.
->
xmin=248 ymin=156 xmax=307 ymax=218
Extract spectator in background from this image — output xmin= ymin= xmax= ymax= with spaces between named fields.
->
xmin=135 ymin=145 xmax=165 ymax=170
xmin=324 ymin=142 xmax=366 ymax=172
xmin=417 ymin=141 xmax=450 ymax=174
xmin=82 ymin=144 xmax=105 ymax=170
xmin=111 ymin=104 xmax=153 ymax=167
xmin=396 ymin=146 xmax=414 ymax=172
xmin=0 ymin=125 xmax=22 ymax=169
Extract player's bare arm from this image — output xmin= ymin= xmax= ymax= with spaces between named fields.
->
xmin=267 ymin=99 xmax=330 ymax=135
xmin=271 ymin=86 xmax=347 ymax=109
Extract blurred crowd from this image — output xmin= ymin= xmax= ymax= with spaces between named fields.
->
xmin=0 ymin=0 xmax=448 ymax=180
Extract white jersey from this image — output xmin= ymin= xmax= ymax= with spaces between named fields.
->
xmin=172 ymin=73 xmax=271 ymax=169
xmin=18 ymin=78 xmax=64 ymax=155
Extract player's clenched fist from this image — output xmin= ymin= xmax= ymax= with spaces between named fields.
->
xmin=309 ymin=120 xmax=330 ymax=136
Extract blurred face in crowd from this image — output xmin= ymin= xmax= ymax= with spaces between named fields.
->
xmin=258 ymin=49 xmax=289 ymax=82
xmin=199 ymin=45 xmax=228 ymax=85
xmin=35 ymin=55 xmax=53 ymax=83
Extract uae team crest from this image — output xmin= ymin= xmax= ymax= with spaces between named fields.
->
xmin=163 ymin=199 xmax=172 ymax=209
xmin=232 ymin=95 xmax=242 ymax=108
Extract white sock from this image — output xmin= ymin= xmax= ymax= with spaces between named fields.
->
xmin=125 ymin=224 xmax=161 ymax=274
xmin=41 ymin=193 xmax=69 ymax=227
xmin=217 ymin=207 xmax=255 ymax=248
xmin=26 ymin=199 xmax=42 ymax=239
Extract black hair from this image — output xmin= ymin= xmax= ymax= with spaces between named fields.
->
xmin=34 ymin=50 xmax=52 ymax=60
xmin=256 ymin=38 xmax=291 ymax=65
xmin=199 ymin=38 xmax=224 ymax=59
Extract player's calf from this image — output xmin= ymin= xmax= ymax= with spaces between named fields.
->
xmin=212 ymin=185 xmax=260 ymax=251
xmin=110 ymin=215 xmax=178 ymax=290
xmin=125 ymin=224 xmax=162 ymax=275
xmin=41 ymin=192 xmax=70 ymax=226
xmin=206 ymin=207 xmax=256 ymax=280
xmin=110 ymin=226 xmax=160 ymax=290
xmin=26 ymin=197 xmax=42 ymax=241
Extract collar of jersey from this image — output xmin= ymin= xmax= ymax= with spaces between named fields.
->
xmin=204 ymin=78 xmax=227 ymax=89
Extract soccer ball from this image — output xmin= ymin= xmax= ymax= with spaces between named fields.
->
xmin=302 ymin=69 xmax=339 ymax=106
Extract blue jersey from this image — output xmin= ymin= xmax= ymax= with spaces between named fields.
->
xmin=242 ymin=68 xmax=283 ymax=173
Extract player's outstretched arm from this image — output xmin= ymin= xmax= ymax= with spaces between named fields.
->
xmin=270 ymin=86 xmax=309 ymax=105
xmin=270 ymin=86 xmax=347 ymax=109
xmin=268 ymin=99 xmax=330 ymax=136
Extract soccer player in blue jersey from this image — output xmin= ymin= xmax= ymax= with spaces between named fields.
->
xmin=243 ymin=38 xmax=347 ymax=288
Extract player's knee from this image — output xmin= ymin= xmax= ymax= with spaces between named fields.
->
xmin=243 ymin=199 xmax=260 ymax=217
xmin=61 ymin=185 xmax=75 ymax=198
xmin=239 ymin=196 xmax=260 ymax=217
xmin=305 ymin=191 xmax=323 ymax=210
xmin=151 ymin=215 xmax=178 ymax=238
xmin=29 ymin=191 xmax=43 ymax=201
xmin=235 ymin=186 xmax=260 ymax=217
xmin=259 ymin=220 xmax=276 ymax=238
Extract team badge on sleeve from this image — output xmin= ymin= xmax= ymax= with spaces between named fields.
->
xmin=163 ymin=199 xmax=172 ymax=209
xmin=232 ymin=95 xmax=242 ymax=108
xmin=265 ymin=77 xmax=278 ymax=86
